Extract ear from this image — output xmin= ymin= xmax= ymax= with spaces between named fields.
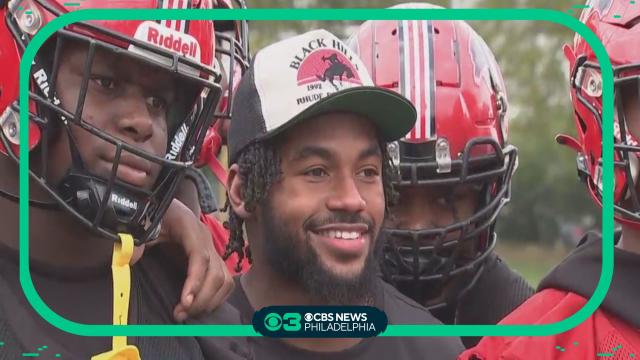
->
xmin=227 ymin=163 xmax=251 ymax=219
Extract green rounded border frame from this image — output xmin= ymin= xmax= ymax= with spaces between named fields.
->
xmin=19 ymin=8 xmax=614 ymax=337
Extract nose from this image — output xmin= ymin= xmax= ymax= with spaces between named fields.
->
xmin=115 ymin=91 xmax=154 ymax=144
xmin=326 ymin=174 xmax=366 ymax=213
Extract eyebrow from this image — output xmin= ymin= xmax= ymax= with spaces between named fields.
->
xmin=290 ymin=145 xmax=333 ymax=163
xmin=289 ymin=142 xmax=381 ymax=163
xmin=358 ymin=143 xmax=382 ymax=161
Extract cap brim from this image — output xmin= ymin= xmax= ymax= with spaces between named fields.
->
xmin=260 ymin=86 xmax=416 ymax=143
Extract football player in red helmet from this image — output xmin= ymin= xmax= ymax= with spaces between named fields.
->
xmin=194 ymin=0 xmax=252 ymax=274
xmin=0 ymin=0 xmax=247 ymax=358
xmin=461 ymin=0 xmax=640 ymax=358
xmin=223 ymin=28 xmax=464 ymax=359
xmin=348 ymin=3 xmax=532 ymax=346
xmin=196 ymin=0 xmax=250 ymax=181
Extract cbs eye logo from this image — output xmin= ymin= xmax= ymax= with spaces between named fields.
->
xmin=263 ymin=312 xmax=301 ymax=332
xmin=264 ymin=313 xmax=283 ymax=331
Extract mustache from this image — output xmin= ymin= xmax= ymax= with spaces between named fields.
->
xmin=303 ymin=211 xmax=375 ymax=232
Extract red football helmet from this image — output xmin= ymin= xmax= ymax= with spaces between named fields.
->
xmin=559 ymin=0 xmax=640 ymax=229
xmin=212 ymin=0 xmax=249 ymax=121
xmin=196 ymin=0 xmax=250 ymax=190
xmin=0 ymin=0 xmax=223 ymax=244
xmin=348 ymin=4 xmax=516 ymax=311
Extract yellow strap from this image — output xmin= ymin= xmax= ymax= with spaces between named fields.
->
xmin=90 ymin=346 xmax=140 ymax=360
xmin=91 ymin=233 xmax=141 ymax=360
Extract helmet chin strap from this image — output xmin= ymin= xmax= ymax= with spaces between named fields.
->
xmin=57 ymin=167 xmax=153 ymax=241
xmin=54 ymin=118 xmax=156 ymax=241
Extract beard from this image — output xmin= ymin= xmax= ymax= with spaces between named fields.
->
xmin=260 ymin=200 xmax=382 ymax=305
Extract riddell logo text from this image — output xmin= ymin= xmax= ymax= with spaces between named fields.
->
xmin=147 ymin=27 xmax=198 ymax=58
xmin=111 ymin=193 xmax=138 ymax=211
xmin=132 ymin=21 xmax=201 ymax=61
xmin=165 ymin=123 xmax=188 ymax=160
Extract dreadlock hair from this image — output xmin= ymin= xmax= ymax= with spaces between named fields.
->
xmin=223 ymin=136 xmax=399 ymax=273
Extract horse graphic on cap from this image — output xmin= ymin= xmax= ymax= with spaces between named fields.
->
xmin=316 ymin=53 xmax=355 ymax=91
xmin=296 ymin=49 xmax=362 ymax=91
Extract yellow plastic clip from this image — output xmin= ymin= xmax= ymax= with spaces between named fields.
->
xmin=92 ymin=233 xmax=141 ymax=360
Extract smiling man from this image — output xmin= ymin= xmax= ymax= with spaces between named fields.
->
xmin=224 ymin=29 xmax=464 ymax=359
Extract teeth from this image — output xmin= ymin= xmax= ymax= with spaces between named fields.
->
xmin=319 ymin=231 xmax=362 ymax=240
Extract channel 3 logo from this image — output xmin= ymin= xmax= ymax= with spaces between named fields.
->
xmin=263 ymin=312 xmax=301 ymax=332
